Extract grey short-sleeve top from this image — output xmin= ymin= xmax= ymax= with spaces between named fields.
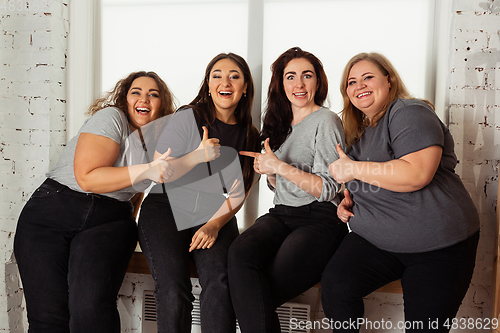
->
xmin=346 ymin=98 xmax=480 ymax=253
xmin=272 ymin=107 xmax=345 ymax=206
xmin=47 ymin=107 xmax=153 ymax=201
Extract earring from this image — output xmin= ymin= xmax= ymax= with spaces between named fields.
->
xmin=208 ymin=92 xmax=211 ymax=97
xmin=244 ymin=92 xmax=247 ymax=98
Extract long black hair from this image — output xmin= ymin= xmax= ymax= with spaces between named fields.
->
xmin=180 ymin=53 xmax=260 ymax=192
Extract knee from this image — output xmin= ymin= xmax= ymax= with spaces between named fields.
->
xmin=321 ymin=268 xmax=359 ymax=304
xmin=154 ymin=274 xmax=194 ymax=304
xmin=228 ymin=236 xmax=252 ymax=268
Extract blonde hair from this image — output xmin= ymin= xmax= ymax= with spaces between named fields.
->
xmin=340 ymin=52 xmax=433 ymax=146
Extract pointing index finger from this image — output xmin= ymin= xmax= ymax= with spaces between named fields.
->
xmin=239 ymin=151 xmax=260 ymax=158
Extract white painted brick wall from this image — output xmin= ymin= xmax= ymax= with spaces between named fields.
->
xmin=0 ymin=1 xmax=69 ymax=331
xmin=437 ymin=0 xmax=498 ymax=331
xmin=1 ymin=0 xmax=499 ymax=332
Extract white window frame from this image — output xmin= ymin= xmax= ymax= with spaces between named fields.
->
xmin=67 ymin=0 xmax=452 ymax=229
xmin=67 ymin=0 xmax=452 ymax=137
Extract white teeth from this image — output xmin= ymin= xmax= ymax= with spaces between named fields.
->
xmin=357 ymin=92 xmax=371 ymax=98
xmin=294 ymin=92 xmax=306 ymax=96
xmin=136 ymin=107 xmax=150 ymax=113
xmin=219 ymin=91 xmax=232 ymax=96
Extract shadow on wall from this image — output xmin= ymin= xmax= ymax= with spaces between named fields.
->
xmin=449 ymin=40 xmax=500 ymax=315
xmin=6 ymin=253 xmax=25 ymax=333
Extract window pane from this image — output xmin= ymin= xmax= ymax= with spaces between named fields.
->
xmin=101 ymin=0 xmax=249 ymax=106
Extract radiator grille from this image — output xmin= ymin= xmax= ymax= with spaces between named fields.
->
xmin=142 ymin=290 xmax=310 ymax=333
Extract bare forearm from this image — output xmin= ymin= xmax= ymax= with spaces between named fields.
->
xmin=275 ymin=162 xmax=323 ymax=198
xmin=76 ymin=163 xmax=152 ymax=193
xmin=157 ymin=150 xmax=205 ymax=182
xmin=350 ymin=160 xmax=432 ymax=192
xmin=206 ymin=192 xmax=247 ymax=230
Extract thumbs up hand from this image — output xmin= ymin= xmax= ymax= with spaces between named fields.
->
xmin=149 ymin=148 xmax=174 ymax=183
xmin=197 ymin=126 xmax=221 ymax=163
xmin=240 ymin=138 xmax=281 ymax=175
xmin=329 ymin=144 xmax=355 ymax=184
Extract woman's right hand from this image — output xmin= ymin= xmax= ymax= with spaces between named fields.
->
xmin=197 ymin=126 xmax=221 ymax=163
xmin=148 ymin=148 xmax=174 ymax=183
xmin=338 ymin=189 xmax=354 ymax=223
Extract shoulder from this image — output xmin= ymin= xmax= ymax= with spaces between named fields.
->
xmin=388 ymin=98 xmax=435 ymax=119
xmin=83 ymin=106 xmax=128 ymax=131
xmin=386 ymin=98 xmax=439 ymax=127
xmin=315 ymin=107 xmax=343 ymax=128
xmin=170 ymin=107 xmax=197 ymax=126
xmin=89 ymin=107 xmax=127 ymax=126
xmin=92 ymin=106 xmax=125 ymax=119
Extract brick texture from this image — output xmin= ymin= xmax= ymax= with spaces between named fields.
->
xmin=0 ymin=1 xmax=69 ymax=331
xmin=1 ymin=0 xmax=499 ymax=332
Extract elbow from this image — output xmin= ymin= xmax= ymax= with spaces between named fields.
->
xmin=74 ymin=172 xmax=94 ymax=192
xmin=75 ymin=176 xmax=91 ymax=192
xmin=407 ymin=174 xmax=433 ymax=192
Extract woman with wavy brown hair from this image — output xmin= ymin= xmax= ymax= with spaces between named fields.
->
xmin=14 ymin=71 xmax=175 ymax=333
xmin=138 ymin=53 xmax=260 ymax=333
xmin=228 ymin=47 xmax=348 ymax=332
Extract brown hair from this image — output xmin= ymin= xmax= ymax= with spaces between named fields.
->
xmin=87 ymin=71 xmax=175 ymax=120
xmin=261 ymin=47 xmax=329 ymax=150
xmin=340 ymin=52 xmax=433 ymax=146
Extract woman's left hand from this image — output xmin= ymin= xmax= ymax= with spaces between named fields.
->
xmin=189 ymin=222 xmax=220 ymax=252
xmin=240 ymin=138 xmax=281 ymax=175
xmin=329 ymin=144 xmax=356 ymax=184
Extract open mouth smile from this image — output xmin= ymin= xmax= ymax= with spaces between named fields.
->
xmin=136 ymin=107 xmax=151 ymax=114
xmin=357 ymin=92 xmax=372 ymax=98
xmin=219 ymin=91 xmax=234 ymax=97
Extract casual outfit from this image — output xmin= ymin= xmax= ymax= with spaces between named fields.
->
xmin=320 ymin=98 xmax=480 ymax=332
xmin=228 ymin=107 xmax=349 ymax=333
xmin=14 ymin=107 xmax=153 ymax=333
xmin=138 ymin=108 xmax=250 ymax=333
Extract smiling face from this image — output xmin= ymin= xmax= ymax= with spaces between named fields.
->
xmin=346 ymin=60 xmax=391 ymax=120
xmin=208 ymin=58 xmax=247 ymax=120
xmin=126 ymin=76 xmax=162 ymax=131
xmin=283 ymin=57 xmax=319 ymax=113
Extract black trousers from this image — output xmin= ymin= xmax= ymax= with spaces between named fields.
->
xmin=321 ymin=231 xmax=479 ymax=332
xmin=138 ymin=193 xmax=239 ymax=333
xmin=14 ymin=178 xmax=137 ymax=333
xmin=228 ymin=201 xmax=348 ymax=333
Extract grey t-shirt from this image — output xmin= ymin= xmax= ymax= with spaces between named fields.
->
xmin=47 ymin=107 xmax=153 ymax=201
xmin=272 ymin=107 xmax=345 ymax=206
xmin=347 ymin=98 xmax=480 ymax=253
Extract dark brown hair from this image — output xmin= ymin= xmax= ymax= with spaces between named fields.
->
xmin=261 ymin=47 xmax=329 ymax=150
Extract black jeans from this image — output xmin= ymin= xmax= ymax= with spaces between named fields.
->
xmin=13 ymin=178 xmax=138 ymax=333
xmin=321 ymin=231 xmax=480 ymax=332
xmin=228 ymin=201 xmax=349 ymax=333
xmin=138 ymin=193 xmax=239 ymax=333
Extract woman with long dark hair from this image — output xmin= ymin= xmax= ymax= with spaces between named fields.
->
xmin=228 ymin=47 xmax=348 ymax=332
xmin=138 ymin=53 xmax=260 ymax=333
xmin=14 ymin=71 xmax=175 ymax=333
